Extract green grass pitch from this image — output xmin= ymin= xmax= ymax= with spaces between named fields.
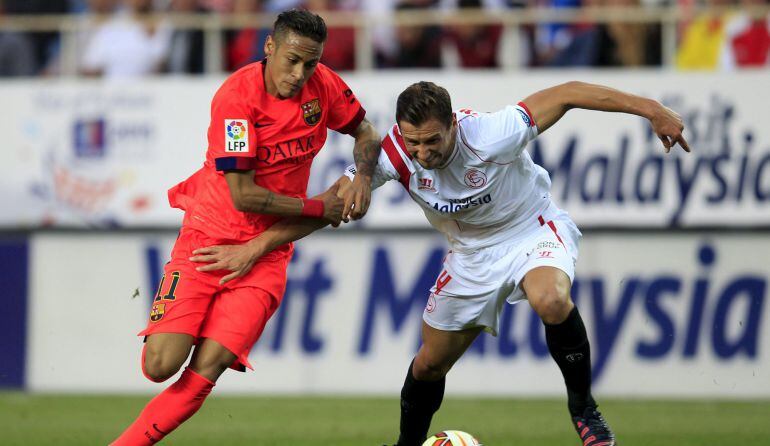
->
xmin=1 ymin=394 xmax=768 ymax=445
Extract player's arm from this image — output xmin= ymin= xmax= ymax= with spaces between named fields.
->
xmin=346 ymin=117 xmax=381 ymax=221
xmin=250 ymin=176 xmax=354 ymax=254
xmin=523 ymin=81 xmax=690 ymax=153
xmin=191 ymin=176 xmax=353 ymax=284
xmin=224 ymin=170 xmax=344 ymax=224
xmin=191 ymin=148 xmax=400 ymax=284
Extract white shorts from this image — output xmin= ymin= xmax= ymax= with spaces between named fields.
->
xmin=423 ymin=205 xmax=581 ymax=336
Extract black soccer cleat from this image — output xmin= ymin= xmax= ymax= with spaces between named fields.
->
xmin=572 ymin=406 xmax=616 ymax=446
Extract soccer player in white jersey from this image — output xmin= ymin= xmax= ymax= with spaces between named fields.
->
xmin=190 ymin=81 xmax=689 ymax=446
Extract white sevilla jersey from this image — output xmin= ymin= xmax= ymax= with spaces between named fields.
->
xmin=346 ymin=103 xmax=554 ymax=252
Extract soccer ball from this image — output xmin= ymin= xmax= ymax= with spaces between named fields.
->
xmin=422 ymin=430 xmax=481 ymax=446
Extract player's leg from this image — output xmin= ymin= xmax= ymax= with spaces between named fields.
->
xmin=397 ymin=322 xmax=484 ymax=446
xmin=111 ymin=319 xmax=248 ymax=446
xmin=113 ymin=252 xmax=220 ymax=445
xmin=523 ymin=266 xmax=615 ymax=446
xmin=142 ymin=333 xmax=195 ymax=382
xmin=111 ymin=344 xmax=219 ymax=446
xmin=522 ymin=265 xmax=594 ymax=413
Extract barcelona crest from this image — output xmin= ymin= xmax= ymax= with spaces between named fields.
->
xmin=150 ymin=303 xmax=166 ymax=322
xmin=301 ymin=98 xmax=322 ymax=126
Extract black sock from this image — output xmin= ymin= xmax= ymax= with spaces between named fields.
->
xmin=396 ymin=360 xmax=445 ymax=446
xmin=545 ymin=306 xmax=596 ymax=417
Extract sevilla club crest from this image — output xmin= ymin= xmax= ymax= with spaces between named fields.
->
xmin=302 ymin=98 xmax=322 ymax=126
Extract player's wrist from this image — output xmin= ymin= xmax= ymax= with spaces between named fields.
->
xmin=246 ymin=237 xmax=268 ymax=259
xmin=300 ymin=198 xmax=325 ymax=218
xmin=637 ymin=97 xmax=660 ymax=121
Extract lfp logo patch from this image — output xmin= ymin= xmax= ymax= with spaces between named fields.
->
xmin=225 ymin=119 xmax=249 ymax=152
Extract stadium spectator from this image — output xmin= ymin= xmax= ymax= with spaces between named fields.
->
xmin=442 ymin=0 xmax=503 ymax=68
xmin=676 ymin=0 xmax=735 ymax=70
xmin=225 ymin=0 xmax=270 ymax=71
xmin=2 ymin=0 xmax=69 ymax=74
xmin=549 ymin=0 xmax=662 ymax=67
xmin=73 ymin=0 xmax=118 ymax=71
xmin=265 ymin=0 xmax=305 ymax=11
xmin=378 ymin=1 xmax=443 ymax=68
xmin=720 ymin=0 xmax=770 ymax=69
xmin=533 ymin=0 xmax=582 ymax=66
xmin=166 ymin=0 xmax=207 ymax=74
xmin=305 ymin=0 xmax=357 ymax=71
xmin=80 ymin=0 xmax=172 ymax=77
xmin=0 ymin=0 xmax=36 ymax=76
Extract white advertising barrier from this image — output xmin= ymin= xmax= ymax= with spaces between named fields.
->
xmin=28 ymin=231 xmax=769 ymax=397
xmin=2 ymin=71 xmax=770 ymax=229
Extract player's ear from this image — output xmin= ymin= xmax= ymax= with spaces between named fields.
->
xmin=265 ymin=35 xmax=275 ymax=58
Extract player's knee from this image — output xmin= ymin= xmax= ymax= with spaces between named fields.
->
xmin=412 ymin=355 xmax=451 ymax=382
xmin=143 ymin=350 xmax=183 ymax=383
xmin=530 ymin=284 xmax=572 ymax=325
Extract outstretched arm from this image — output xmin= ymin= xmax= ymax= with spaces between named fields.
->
xmin=346 ymin=118 xmax=381 ymax=221
xmin=523 ymin=81 xmax=690 ymax=153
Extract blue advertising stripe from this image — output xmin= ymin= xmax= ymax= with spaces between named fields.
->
xmin=0 ymin=237 xmax=28 ymax=389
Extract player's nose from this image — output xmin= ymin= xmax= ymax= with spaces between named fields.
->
xmin=291 ymin=65 xmax=304 ymax=82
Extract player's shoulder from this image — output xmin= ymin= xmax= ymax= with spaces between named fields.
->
xmin=311 ymin=62 xmax=340 ymax=82
xmin=457 ymin=104 xmax=533 ymax=144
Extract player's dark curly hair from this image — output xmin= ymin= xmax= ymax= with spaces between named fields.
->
xmin=396 ymin=82 xmax=453 ymax=128
xmin=273 ymin=9 xmax=327 ymax=45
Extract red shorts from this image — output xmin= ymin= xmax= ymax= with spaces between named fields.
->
xmin=138 ymin=228 xmax=293 ymax=370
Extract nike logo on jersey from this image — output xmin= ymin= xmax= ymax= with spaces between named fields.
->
xmin=152 ymin=424 xmax=170 ymax=435
xmin=254 ymin=122 xmax=272 ymax=128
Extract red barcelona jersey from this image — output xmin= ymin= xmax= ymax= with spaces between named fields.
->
xmin=168 ymin=60 xmax=365 ymax=243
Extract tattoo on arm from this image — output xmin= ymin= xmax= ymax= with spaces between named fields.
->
xmin=354 ymin=139 xmax=380 ymax=178
xmin=258 ymin=191 xmax=275 ymax=212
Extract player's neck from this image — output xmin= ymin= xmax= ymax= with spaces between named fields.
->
xmin=261 ymin=61 xmax=283 ymax=99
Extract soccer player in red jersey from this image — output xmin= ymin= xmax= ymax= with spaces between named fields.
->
xmin=110 ymin=9 xmax=381 ymax=445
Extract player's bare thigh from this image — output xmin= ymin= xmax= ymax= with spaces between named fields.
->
xmin=522 ymin=266 xmax=575 ymax=325
xmin=143 ymin=333 xmax=195 ymax=382
xmin=413 ymin=322 xmax=484 ymax=382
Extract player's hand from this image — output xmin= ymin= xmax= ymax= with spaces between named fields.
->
xmin=317 ymin=182 xmax=345 ymax=227
xmin=344 ymin=174 xmax=372 ymax=221
xmin=649 ymin=102 xmax=690 ymax=154
xmin=189 ymin=244 xmax=262 ymax=285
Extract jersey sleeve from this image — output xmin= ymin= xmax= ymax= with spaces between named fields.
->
xmin=207 ymin=84 xmax=258 ymax=172
xmin=460 ymin=102 xmax=539 ymax=163
xmin=343 ymin=148 xmax=400 ymax=190
xmin=322 ymin=66 xmax=366 ymax=135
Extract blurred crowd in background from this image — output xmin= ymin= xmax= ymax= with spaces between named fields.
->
xmin=0 ymin=0 xmax=768 ymax=77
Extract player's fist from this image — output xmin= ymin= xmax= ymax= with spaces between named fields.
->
xmin=318 ymin=182 xmax=345 ymax=226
